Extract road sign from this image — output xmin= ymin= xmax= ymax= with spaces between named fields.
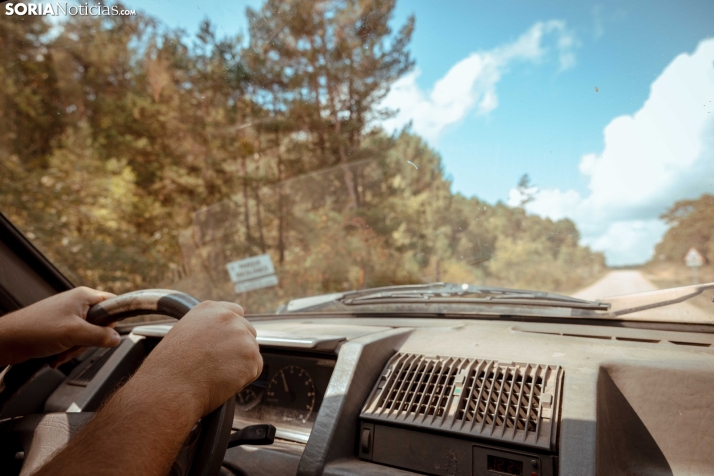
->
xmin=684 ymin=248 xmax=705 ymax=285
xmin=226 ymin=254 xmax=278 ymax=294
xmin=233 ymin=275 xmax=279 ymax=293
xmin=684 ymin=248 xmax=705 ymax=268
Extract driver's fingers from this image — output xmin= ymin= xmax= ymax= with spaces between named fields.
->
xmin=215 ymin=301 xmax=256 ymax=337
xmin=95 ymin=291 xmax=116 ymax=301
xmin=215 ymin=301 xmax=244 ymax=316
xmin=74 ymin=286 xmax=117 ymax=308
xmin=73 ymin=319 xmax=122 ymax=348
xmin=241 ymin=318 xmax=257 ymax=338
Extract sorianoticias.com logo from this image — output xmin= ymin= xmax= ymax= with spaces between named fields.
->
xmin=3 ymin=2 xmax=137 ymax=16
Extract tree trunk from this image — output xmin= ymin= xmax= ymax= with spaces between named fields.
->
xmin=240 ymin=156 xmax=252 ymax=245
xmin=275 ymin=129 xmax=285 ymax=265
xmin=325 ymin=74 xmax=359 ymax=209
xmin=318 ymin=29 xmax=359 ymax=209
xmin=253 ymin=132 xmax=266 ymax=253
xmin=339 ymin=146 xmax=359 ymax=209
xmin=253 ymin=185 xmax=266 ymax=252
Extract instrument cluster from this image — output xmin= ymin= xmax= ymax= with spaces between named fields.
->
xmin=233 ymin=352 xmax=336 ymax=439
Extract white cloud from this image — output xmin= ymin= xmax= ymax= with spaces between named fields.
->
xmin=591 ymin=5 xmax=605 ymax=40
xmin=510 ymin=39 xmax=714 ymax=265
xmin=588 ymin=220 xmax=668 ymax=265
xmin=380 ymin=20 xmax=578 ymax=142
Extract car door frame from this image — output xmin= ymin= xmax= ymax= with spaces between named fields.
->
xmin=0 ymin=211 xmax=72 ymax=315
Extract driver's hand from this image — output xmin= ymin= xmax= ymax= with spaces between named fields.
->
xmin=130 ymin=301 xmax=262 ymax=418
xmin=0 ymin=287 xmax=120 ymax=367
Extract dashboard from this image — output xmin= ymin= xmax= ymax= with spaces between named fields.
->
xmin=25 ymin=315 xmax=714 ymax=476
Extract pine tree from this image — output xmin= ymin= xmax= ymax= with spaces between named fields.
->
xmin=244 ymin=0 xmax=414 ymax=208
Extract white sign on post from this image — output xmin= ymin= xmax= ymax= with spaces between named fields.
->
xmin=226 ymin=254 xmax=279 ymax=294
xmin=684 ymin=248 xmax=705 ymax=285
xmin=684 ymin=248 xmax=704 ymax=268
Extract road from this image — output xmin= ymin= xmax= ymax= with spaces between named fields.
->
xmin=572 ymin=270 xmax=712 ymax=322
xmin=572 ymin=270 xmax=657 ymax=300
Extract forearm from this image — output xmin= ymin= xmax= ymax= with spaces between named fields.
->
xmin=0 ymin=310 xmax=31 ymax=366
xmin=29 ymin=299 xmax=259 ymax=475
xmin=0 ymin=311 xmax=45 ymax=366
xmin=0 ymin=287 xmax=120 ymax=366
xmin=33 ymin=372 xmax=202 ymax=476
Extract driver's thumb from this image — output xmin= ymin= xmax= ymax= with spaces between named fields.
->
xmin=75 ymin=321 xmax=122 ymax=348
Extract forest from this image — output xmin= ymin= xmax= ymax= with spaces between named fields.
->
xmin=0 ymin=0 xmax=608 ymax=312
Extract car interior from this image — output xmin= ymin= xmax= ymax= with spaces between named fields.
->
xmin=3 ymin=0 xmax=714 ymax=473
xmin=1 ymin=212 xmax=714 ymax=476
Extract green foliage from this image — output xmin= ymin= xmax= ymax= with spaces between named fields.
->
xmin=655 ymin=194 xmax=714 ymax=264
xmin=0 ymin=3 xmax=605 ymax=312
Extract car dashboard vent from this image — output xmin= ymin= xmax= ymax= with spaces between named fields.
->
xmin=360 ymin=353 xmax=563 ymax=451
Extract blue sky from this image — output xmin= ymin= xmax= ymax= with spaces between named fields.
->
xmin=385 ymin=0 xmax=714 ymax=197
xmin=128 ymin=0 xmax=714 ymax=265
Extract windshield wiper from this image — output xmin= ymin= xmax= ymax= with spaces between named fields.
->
xmin=282 ymin=282 xmax=609 ymax=313
xmin=599 ymin=282 xmax=714 ymax=316
xmin=336 ymin=282 xmax=610 ymax=311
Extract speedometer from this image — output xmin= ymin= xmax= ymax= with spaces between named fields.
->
xmin=265 ymin=365 xmax=316 ymax=423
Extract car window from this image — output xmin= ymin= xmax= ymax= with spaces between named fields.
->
xmin=1 ymin=0 xmax=713 ymax=315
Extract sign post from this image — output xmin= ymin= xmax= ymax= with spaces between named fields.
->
xmin=684 ymin=248 xmax=705 ymax=285
xmin=226 ymin=254 xmax=279 ymax=294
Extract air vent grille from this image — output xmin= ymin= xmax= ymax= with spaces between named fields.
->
xmin=377 ymin=354 xmax=459 ymax=418
xmin=361 ymin=353 xmax=563 ymax=451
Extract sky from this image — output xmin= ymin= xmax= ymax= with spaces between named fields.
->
xmin=129 ymin=0 xmax=714 ymax=266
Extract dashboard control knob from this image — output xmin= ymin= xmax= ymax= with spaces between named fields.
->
xmin=360 ymin=428 xmax=372 ymax=454
xmin=227 ymin=424 xmax=276 ymax=448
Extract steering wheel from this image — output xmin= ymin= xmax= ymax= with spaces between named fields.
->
xmin=0 ymin=290 xmax=235 ymax=476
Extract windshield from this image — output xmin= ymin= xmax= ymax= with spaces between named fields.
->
xmin=1 ymin=1 xmax=713 ymax=319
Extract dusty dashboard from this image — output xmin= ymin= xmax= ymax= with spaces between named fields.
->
xmin=37 ymin=316 xmax=714 ymax=476
xmin=234 ymin=351 xmax=336 ymax=442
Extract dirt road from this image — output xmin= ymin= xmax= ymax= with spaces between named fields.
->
xmin=572 ymin=270 xmax=657 ymax=300
xmin=573 ymin=270 xmax=712 ymax=322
